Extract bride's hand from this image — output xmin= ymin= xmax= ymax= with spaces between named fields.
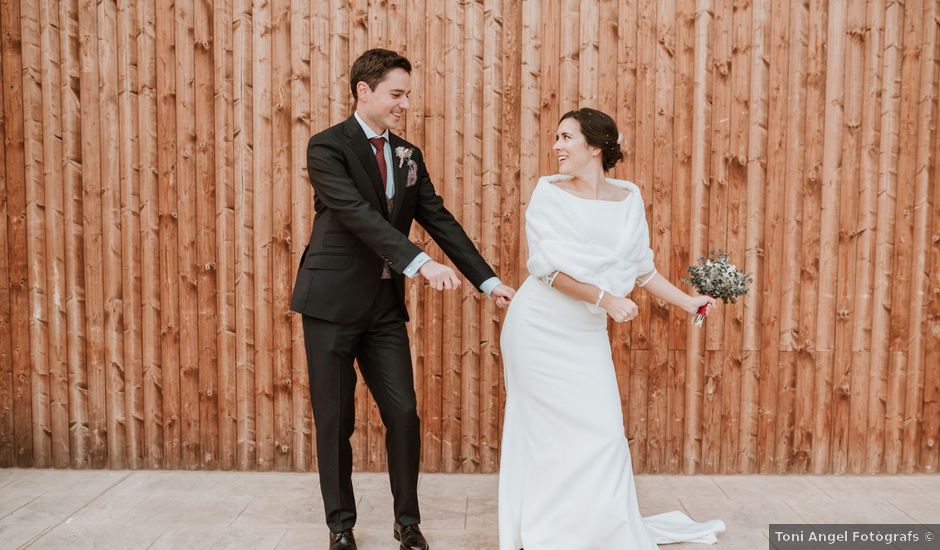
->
xmin=686 ymin=294 xmax=717 ymax=315
xmin=600 ymin=295 xmax=639 ymax=323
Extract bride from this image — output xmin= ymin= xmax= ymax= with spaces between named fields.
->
xmin=498 ymin=108 xmax=726 ymax=550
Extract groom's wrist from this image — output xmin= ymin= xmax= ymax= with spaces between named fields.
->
xmin=479 ymin=277 xmax=501 ymax=297
xmin=403 ymin=252 xmax=432 ymax=278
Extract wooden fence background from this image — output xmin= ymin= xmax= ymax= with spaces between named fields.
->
xmin=1 ymin=0 xmax=938 ymax=474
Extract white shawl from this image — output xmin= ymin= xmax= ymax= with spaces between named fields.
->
xmin=525 ymin=175 xmax=656 ymax=312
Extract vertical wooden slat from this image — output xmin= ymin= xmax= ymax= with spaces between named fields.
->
xmin=854 ymin=0 xmax=885 ymax=474
xmin=440 ymin=0 xmax=464 ymax=473
xmin=271 ymin=0 xmax=292 ymax=472
xmin=904 ymin=0 xmax=937 ymax=474
xmin=775 ymin=0 xmax=810 ymax=473
xmin=479 ymin=0 xmax=502 ymax=474
xmin=885 ymin=351 xmax=906 ymax=470
xmin=703 ymin=0 xmax=731 ymax=474
xmin=874 ymin=0 xmax=904 ymax=473
xmin=833 ymin=0 xmax=865 ymax=475
xmin=559 ymin=0 xmax=578 ymax=113
xmin=39 ymin=0 xmax=70 ymax=469
xmin=78 ymin=0 xmax=107 ymax=469
xmin=117 ymin=0 xmax=144 ymax=470
xmin=685 ymin=0 xmax=711 ymax=474
xmin=58 ymin=0 xmax=90 ymax=470
xmin=671 ymin=0 xmax=694 ymax=359
xmin=459 ymin=0 xmax=483 ymax=474
xmin=194 ymin=0 xmax=218 ymax=470
xmin=596 ymin=0 xmax=617 ymax=116
xmin=578 ymin=0 xmax=598 ymax=106
xmin=892 ymin=0 xmax=923 ymax=474
xmin=233 ymin=0 xmax=256 ymax=470
xmin=421 ymin=0 xmax=444 ymax=472
xmin=0 ymin=9 xmax=13 ymax=466
xmin=137 ymin=0 xmax=162 ymax=469
xmin=645 ymin=0 xmax=675 ymax=474
xmin=537 ymin=0 xmax=558 ymax=199
xmin=403 ymin=0 xmax=427 ymax=477
xmin=173 ymin=0 xmax=199 ymax=470
xmin=499 ymin=0 xmax=522 ymax=473
xmin=798 ymin=0 xmax=826 ymax=474
xmin=756 ymin=0 xmax=788 ymax=474
xmin=721 ymin=0 xmax=751 ymax=474
xmin=329 ymin=0 xmax=349 ymax=125
xmin=253 ymin=0 xmax=274 ymax=472
xmin=96 ymin=0 xmax=129 ymax=470
xmin=290 ymin=0 xmax=314 ymax=472
xmin=22 ymin=0 xmax=53 ymax=469
xmin=215 ymin=0 xmax=236 ymax=472
xmin=630 ymin=0 xmax=655 ymax=472
xmin=739 ymin=0 xmax=770 ymax=474
xmin=811 ymin=0 xmax=847 ymax=474
xmin=923 ymin=31 xmax=940 ymax=470
xmin=157 ymin=0 xmax=182 ymax=470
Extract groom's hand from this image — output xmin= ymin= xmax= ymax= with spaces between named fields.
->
xmin=491 ymin=285 xmax=515 ymax=308
xmin=419 ymin=260 xmax=462 ymax=291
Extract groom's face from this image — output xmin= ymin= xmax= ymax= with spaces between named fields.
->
xmin=356 ymin=68 xmax=411 ymax=133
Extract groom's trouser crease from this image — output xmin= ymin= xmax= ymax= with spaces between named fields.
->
xmin=303 ymin=280 xmax=421 ymax=533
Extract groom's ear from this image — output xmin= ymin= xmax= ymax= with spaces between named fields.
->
xmin=355 ymin=81 xmax=372 ymax=102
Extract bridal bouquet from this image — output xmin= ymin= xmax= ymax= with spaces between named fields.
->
xmin=682 ymin=250 xmax=752 ymax=326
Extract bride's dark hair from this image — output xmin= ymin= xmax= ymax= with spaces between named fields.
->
xmin=559 ymin=108 xmax=624 ymax=172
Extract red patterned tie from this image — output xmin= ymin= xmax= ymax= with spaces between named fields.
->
xmin=369 ymin=136 xmax=393 ymax=279
xmin=369 ymin=136 xmax=388 ymax=190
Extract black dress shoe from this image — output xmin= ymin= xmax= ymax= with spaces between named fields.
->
xmin=329 ymin=528 xmax=356 ymax=550
xmin=393 ymin=522 xmax=429 ymax=550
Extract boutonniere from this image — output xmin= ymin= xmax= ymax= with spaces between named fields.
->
xmin=395 ymin=146 xmax=413 ymax=168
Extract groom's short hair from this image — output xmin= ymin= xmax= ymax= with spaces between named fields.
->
xmin=350 ymin=49 xmax=412 ymax=103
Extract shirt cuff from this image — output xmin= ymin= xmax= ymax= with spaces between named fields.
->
xmin=403 ymin=252 xmax=432 ymax=278
xmin=479 ymin=277 xmax=502 ymax=298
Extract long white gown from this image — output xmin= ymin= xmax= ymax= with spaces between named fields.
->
xmin=498 ymin=175 xmax=726 ymax=550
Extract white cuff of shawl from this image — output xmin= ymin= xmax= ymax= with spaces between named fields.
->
xmin=637 ymin=269 xmax=658 ymax=287
xmin=538 ymin=270 xmax=560 ymax=287
xmin=479 ymin=277 xmax=502 ymax=297
xmin=403 ymin=252 xmax=432 ymax=278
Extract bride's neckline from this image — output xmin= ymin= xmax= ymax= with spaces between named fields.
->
xmin=545 ymin=178 xmax=633 ymax=203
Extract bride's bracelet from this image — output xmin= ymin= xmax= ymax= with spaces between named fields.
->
xmin=595 ymin=289 xmax=606 ymax=307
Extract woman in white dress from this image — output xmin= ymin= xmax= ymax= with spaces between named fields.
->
xmin=498 ymin=108 xmax=726 ymax=550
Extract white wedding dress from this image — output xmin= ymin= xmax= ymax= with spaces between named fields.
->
xmin=498 ymin=176 xmax=725 ymax=550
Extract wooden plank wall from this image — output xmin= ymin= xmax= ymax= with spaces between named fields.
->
xmin=1 ymin=0 xmax=938 ymax=474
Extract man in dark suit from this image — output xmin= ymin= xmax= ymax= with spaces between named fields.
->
xmin=291 ymin=49 xmax=514 ymax=550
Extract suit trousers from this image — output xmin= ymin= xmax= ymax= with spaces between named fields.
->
xmin=302 ymin=279 xmax=421 ymax=532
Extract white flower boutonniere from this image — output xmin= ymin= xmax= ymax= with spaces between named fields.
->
xmin=395 ymin=146 xmax=413 ymax=168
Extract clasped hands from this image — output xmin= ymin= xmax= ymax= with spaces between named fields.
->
xmin=418 ymin=260 xmax=515 ymax=308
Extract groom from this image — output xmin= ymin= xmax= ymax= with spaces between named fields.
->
xmin=291 ymin=49 xmax=514 ymax=550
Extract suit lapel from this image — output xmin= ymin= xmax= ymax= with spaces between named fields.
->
xmin=343 ymin=116 xmax=390 ymax=218
xmin=389 ymin=133 xmax=408 ymax=222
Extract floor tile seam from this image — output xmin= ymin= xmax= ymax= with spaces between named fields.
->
xmin=20 ymin=472 xmax=134 ymax=549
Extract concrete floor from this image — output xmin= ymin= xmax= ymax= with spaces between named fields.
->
xmin=0 ymin=468 xmax=937 ymax=549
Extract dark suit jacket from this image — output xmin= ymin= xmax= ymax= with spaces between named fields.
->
xmin=290 ymin=115 xmax=497 ymax=324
